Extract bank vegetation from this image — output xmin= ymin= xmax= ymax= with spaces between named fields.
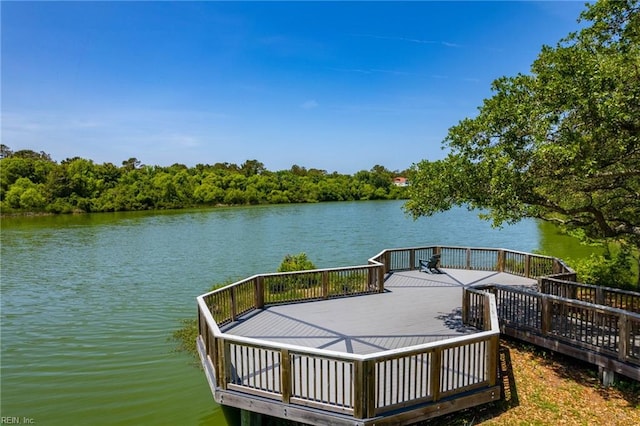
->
xmin=0 ymin=146 xmax=408 ymax=215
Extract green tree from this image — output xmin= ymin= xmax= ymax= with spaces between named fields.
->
xmin=0 ymin=144 xmax=13 ymax=159
xmin=240 ymin=159 xmax=266 ymax=177
xmin=0 ymin=150 xmax=55 ymax=199
xmin=4 ymin=177 xmax=46 ymax=210
xmin=121 ymin=157 xmax=142 ymax=171
xmin=405 ymin=1 xmax=640 ymax=282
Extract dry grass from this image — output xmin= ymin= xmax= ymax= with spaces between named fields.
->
xmin=424 ymin=338 xmax=639 ymax=426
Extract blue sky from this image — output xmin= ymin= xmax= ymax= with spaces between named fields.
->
xmin=2 ymin=1 xmax=589 ymax=174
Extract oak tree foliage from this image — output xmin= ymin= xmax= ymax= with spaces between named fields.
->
xmin=405 ymin=1 xmax=640 ymax=253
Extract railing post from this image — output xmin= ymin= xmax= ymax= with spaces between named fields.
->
xmin=539 ymin=277 xmax=547 ymax=294
xmin=322 ymin=271 xmax=329 ymax=299
xmin=209 ymin=331 xmax=220 ymax=386
xmin=281 ymin=349 xmax=291 ymax=404
xmin=255 ymin=276 xmax=264 ymax=309
xmin=364 ymin=360 xmax=376 ymax=419
xmin=410 ymin=249 xmax=416 ymax=271
xmin=525 ymin=254 xmax=531 ymax=278
xmin=220 ymin=339 xmax=230 ymax=389
xmin=497 ymin=250 xmax=505 ymax=272
xmin=377 ymin=265 xmax=385 ymax=293
xmin=462 ymin=288 xmax=469 ymax=325
xmin=482 ymin=293 xmax=500 ymax=387
xmin=430 ymin=348 xmax=442 ymax=402
xmin=488 ymin=334 xmax=500 ymax=387
xmin=466 ymin=248 xmax=471 ymax=270
xmin=596 ymin=287 xmax=605 ymax=306
xmin=483 ymin=293 xmax=494 ymax=331
xmin=541 ymin=296 xmax=551 ymax=336
xmin=353 ymin=360 xmax=365 ymax=418
xmin=619 ymin=314 xmax=629 ymax=362
xmin=230 ymin=287 xmax=237 ymax=322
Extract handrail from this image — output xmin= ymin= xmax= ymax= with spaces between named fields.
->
xmin=482 ymin=284 xmax=640 ymax=369
xmin=198 ymin=289 xmax=500 ymax=419
xmin=196 ymin=245 xmax=581 ymax=421
xmin=540 ymin=277 xmax=640 ymax=313
xmin=366 ymin=245 xmax=574 ymax=278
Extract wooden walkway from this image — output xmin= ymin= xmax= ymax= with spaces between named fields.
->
xmin=221 ymin=269 xmax=536 ymax=354
xmin=198 ymin=246 xmax=639 ymax=425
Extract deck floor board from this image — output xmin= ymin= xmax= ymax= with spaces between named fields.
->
xmin=222 ymin=269 xmax=535 ymax=354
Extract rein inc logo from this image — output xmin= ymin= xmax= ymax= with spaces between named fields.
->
xmin=1 ymin=418 xmax=35 ymax=424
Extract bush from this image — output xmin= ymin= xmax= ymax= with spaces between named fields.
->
xmin=571 ymin=245 xmax=635 ymax=289
xmin=269 ymin=253 xmax=318 ymax=293
xmin=277 ymin=253 xmax=316 ymax=272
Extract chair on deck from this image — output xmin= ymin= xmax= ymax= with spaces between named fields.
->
xmin=419 ymin=254 xmax=443 ymax=274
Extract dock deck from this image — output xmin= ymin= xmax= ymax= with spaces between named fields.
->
xmin=197 ymin=246 xmax=639 ymax=426
xmin=222 ymin=269 xmax=536 ymax=354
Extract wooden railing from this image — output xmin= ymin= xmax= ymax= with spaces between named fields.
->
xmin=370 ymin=245 xmax=574 ymax=279
xmin=540 ymin=277 xmax=640 ymax=313
xmin=200 ymin=264 xmax=383 ymax=327
xmin=198 ymin=285 xmax=500 ymax=419
xmin=469 ymin=284 xmax=640 ymax=376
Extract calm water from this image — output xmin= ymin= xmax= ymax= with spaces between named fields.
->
xmin=0 ymin=201 xmax=588 ymax=425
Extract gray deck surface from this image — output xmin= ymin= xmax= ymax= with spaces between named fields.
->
xmin=222 ymin=269 xmax=536 ymax=355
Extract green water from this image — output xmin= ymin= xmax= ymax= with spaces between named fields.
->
xmin=0 ymin=201 xmax=592 ymax=425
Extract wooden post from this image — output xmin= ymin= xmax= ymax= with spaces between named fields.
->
xmin=408 ymin=249 xmax=415 ymax=271
xmin=525 ymin=255 xmax=531 ymax=278
xmin=220 ymin=339 xmax=230 ymax=389
xmin=353 ymin=360 xmax=365 ymax=418
xmin=430 ymin=348 xmax=442 ymax=402
xmin=497 ymin=250 xmax=505 ymax=272
xmin=488 ymin=334 xmax=500 ymax=387
xmin=483 ymin=295 xmax=492 ymax=331
xmin=358 ymin=359 xmax=376 ymax=419
xmin=462 ymin=288 xmax=469 ymax=325
xmin=241 ymin=409 xmax=263 ymax=426
xmin=539 ymin=278 xmax=547 ymax=295
xmin=541 ymin=296 xmax=551 ymax=336
xmin=619 ymin=314 xmax=629 ymax=362
xmin=377 ymin=265 xmax=385 ymax=293
xmin=466 ymin=248 xmax=471 ymax=270
xmin=255 ymin=276 xmax=264 ymax=309
xmin=322 ymin=271 xmax=329 ymax=299
xmin=281 ymin=349 xmax=291 ymax=404
xmin=230 ymin=287 xmax=237 ymax=322
xmin=596 ymin=286 xmax=605 ymax=306
xmin=210 ymin=332 xmax=220 ymax=387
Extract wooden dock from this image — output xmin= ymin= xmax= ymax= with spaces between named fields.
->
xmin=196 ymin=245 xmax=640 ymax=426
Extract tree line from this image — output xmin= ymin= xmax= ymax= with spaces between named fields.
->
xmin=0 ymin=146 xmax=410 ymax=214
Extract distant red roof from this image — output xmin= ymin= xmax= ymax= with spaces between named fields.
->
xmin=393 ymin=177 xmax=408 ymax=186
